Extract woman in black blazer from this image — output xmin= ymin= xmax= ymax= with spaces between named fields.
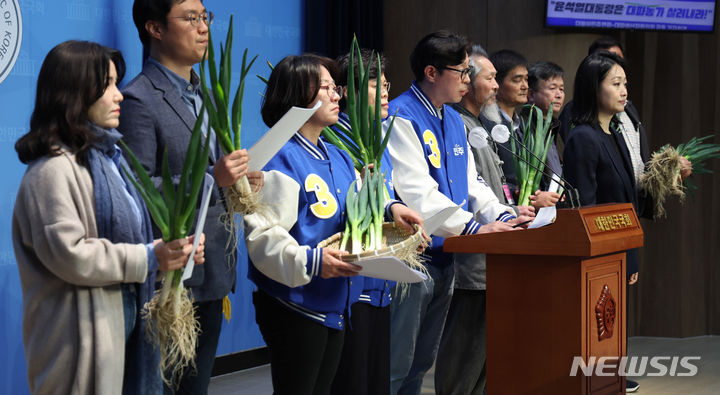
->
xmin=562 ymin=52 xmax=640 ymax=281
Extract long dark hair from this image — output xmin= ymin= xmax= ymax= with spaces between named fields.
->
xmin=571 ymin=51 xmax=625 ymax=126
xmin=261 ymin=54 xmax=337 ymax=127
xmin=15 ymin=40 xmax=126 ymax=165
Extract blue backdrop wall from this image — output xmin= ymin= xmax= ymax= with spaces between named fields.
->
xmin=0 ymin=1 xmax=302 ymax=393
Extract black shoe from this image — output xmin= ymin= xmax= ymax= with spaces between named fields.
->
xmin=626 ymin=379 xmax=639 ymax=393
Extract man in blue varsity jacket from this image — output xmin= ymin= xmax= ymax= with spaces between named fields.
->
xmin=385 ymin=31 xmax=531 ymax=395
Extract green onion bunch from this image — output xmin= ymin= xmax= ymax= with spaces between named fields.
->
xmin=120 ymin=110 xmax=209 ymax=388
xmin=321 ymin=36 xmax=397 ymax=253
xmin=512 ymin=104 xmax=554 ymax=206
xmin=199 ymin=15 xmax=260 ymax=217
xmin=640 ymin=134 xmax=720 ymax=218
xmin=677 ymin=135 xmax=720 ymax=186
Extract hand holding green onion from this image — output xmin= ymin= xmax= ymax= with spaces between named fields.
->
xmin=199 ymin=15 xmax=262 ymax=221
xmin=639 ymin=134 xmax=720 ymax=218
xmin=153 ymin=234 xmax=205 ymax=272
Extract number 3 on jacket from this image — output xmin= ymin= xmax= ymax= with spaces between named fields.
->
xmin=423 ymin=130 xmax=442 ymax=169
xmin=305 ymin=173 xmax=338 ymax=219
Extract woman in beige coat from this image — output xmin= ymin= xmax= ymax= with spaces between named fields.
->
xmin=12 ymin=41 xmax=204 ymax=395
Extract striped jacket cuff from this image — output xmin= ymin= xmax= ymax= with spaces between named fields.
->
xmin=305 ymin=247 xmax=322 ymax=278
xmin=462 ymin=219 xmax=482 ymax=235
xmin=496 ymin=212 xmax=516 ymax=223
xmin=384 ymin=199 xmax=406 ymax=221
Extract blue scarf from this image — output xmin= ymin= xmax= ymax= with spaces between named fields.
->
xmin=86 ymin=124 xmax=162 ymax=394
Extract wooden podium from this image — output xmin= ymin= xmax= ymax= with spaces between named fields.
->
xmin=444 ymin=203 xmax=643 ymax=395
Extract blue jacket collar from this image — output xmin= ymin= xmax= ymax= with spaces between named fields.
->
xmin=410 ymin=81 xmax=441 ymax=119
xmin=293 ymin=132 xmax=329 ymax=160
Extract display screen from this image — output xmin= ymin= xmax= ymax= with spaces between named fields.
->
xmin=546 ymin=0 xmax=716 ymax=32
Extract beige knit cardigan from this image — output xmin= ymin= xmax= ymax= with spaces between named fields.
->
xmin=12 ymin=150 xmax=149 ymax=395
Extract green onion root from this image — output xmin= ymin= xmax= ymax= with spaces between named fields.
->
xmin=143 ymin=273 xmax=200 ymax=389
xmin=638 ymin=146 xmax=685 ymax=219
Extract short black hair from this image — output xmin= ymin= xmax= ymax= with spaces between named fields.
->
xmin=336 ymin=48 xmax=386 ymax=86
xmin=410 ymin=30 xmax=470 ymax=82
xmin=336 ymin=48 xmax=386 ymax=111
xmin=527 ymin=61 xmax=564 ymax=92
xmin=571 ymin=52 xmax=626 ymax=126
xmin=133 ymin=0 xmax=190 ymax=53
xmin=489 ymin=49 xmax=527 ymax=86
xmin=588 ymin=36 xmax=623 ymax=55
xmin=16 ymin=41 xmax=125 ymax=165
xmin=261 ymin=54 xmax=338 ymax=127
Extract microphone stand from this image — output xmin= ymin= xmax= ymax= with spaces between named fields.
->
xmin=490 ymin=134 xmax=582 ymax=208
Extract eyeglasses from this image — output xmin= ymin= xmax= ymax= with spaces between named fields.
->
xmin=320 ymin=83 xmax=343 ymax=98
xmin=170 ymin=11 xmax=214 ymax=27
xmin=443 ymin=66 xmax=472 ymax=80
xmin=371 ymin=81 xmax=391 ymax=94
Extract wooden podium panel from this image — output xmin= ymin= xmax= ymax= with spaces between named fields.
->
xmin=444 ymin=204 xmax=641 ymax=395
xmin=583 ymin=254 xmax=626 ymax=395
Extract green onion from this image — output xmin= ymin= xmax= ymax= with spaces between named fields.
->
xmin=640 ymin=134 xmax=720 ymax=218
xmin=513 ymin=104 xmax=554 ymax=206
xmin=320 ymin=36 xmax=399 ymax=252
xmin=199 ymin=15 xmax=261 ymax=219
xmin=120 ymin=106 xmax=209 ymax=389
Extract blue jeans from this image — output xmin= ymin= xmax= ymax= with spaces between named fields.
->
xmin=123 ymin=284 xmax=162 ymax=395
xmin=389 ymin=262 xmax=454 ymax=395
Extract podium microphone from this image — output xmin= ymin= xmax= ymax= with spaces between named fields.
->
xmin=483 ymin=124 xmax=582 ymax=208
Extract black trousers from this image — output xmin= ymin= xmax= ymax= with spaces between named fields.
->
xmin=253 ymin=291 xmax=345 ymax=395
xmin=435 ymin=289 xmax=488 ymax=395
xmin=330 ymin=302 xmax=391 ymax=395
xmin=165 ymin=298 xmax=224 ymax=395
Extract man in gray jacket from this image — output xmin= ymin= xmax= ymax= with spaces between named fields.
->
xmin=119 ymin=1 xmax=261 ymax=393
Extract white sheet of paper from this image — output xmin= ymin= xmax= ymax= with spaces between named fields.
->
xmin=182 ymin=174 xmax=215 ymax=281
xmin=528 ymin=205 xmax=557 ymax=229
xmin=354 ymin=256 xmax=428 ymax=283
xmin=548 ymin=173 xmax=561 ymax=193
xmin=423 ymin=205 xmax=461 ymax=236
xmin=248 ymin=100 xmax=322 ymax=171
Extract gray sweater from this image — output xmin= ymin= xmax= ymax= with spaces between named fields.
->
xmin=12 ymin=150 xmax=148 ymax=395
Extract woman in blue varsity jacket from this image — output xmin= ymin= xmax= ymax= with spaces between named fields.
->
xmin=243 ymin=54 xmax=421 ymax=395
xmin=329 ymin=50 xmax=423 ymax=395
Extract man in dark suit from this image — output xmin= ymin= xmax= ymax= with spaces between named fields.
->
xmin=119 ymin=1 xmax=262 ymax=393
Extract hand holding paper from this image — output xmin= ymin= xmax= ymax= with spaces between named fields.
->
xmin=182 ymin=174 xmax=216 ymax=281
xmin=528 ymin=205 xmax=557 ymax=229
xmin=248 ymin=101 xmax=322 ymax=172
xmin=354 ymin=256 xmax=427 ymax=283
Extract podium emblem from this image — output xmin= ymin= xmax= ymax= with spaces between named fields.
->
xmin=595 ymin=284 xmax=616 ymax=341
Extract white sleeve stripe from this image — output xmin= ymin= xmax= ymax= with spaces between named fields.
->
xmin=465 ymin=221 xmax=480 ymax=235
xmin=497 ymin=212 xmax=515 ymax=222
xmin=314 ymin=248 xmax=321 ymax=277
